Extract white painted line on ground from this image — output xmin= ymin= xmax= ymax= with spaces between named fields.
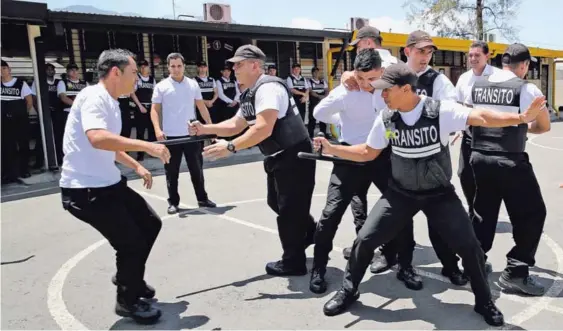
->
xmin=47 ymin=191 xmax=563 ymax=331
xmin=528 ymin=135 xmax=563 ymax=151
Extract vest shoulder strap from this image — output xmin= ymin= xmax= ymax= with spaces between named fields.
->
xmin=249 ymin=76 xmax=291 ymax=98
xmin=381 ymin=108 xmax=399 ymax=128
xmin=418 ymin=68 xmax=439 ymax=84
xmin=422 ymin=97 xmax=441 ymax=119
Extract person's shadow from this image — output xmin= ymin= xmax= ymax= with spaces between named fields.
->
xmin=109 ymin=300 xmax=210 ymax=330
xmin=176 ymin=205 xmax=237 ymax=218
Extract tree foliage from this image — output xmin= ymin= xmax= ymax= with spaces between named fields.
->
xmin=402 ymin=0 xmax=521 ymax=41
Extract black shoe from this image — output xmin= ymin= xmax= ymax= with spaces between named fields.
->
xmin=370 ymin=254 xmax=396 ymax=274
xmin=342 ymin=247 xmax=351 ymax=260
xmin=442 ymin=268 xmax=469 ymax=286
xmin=397 ymin=266 xmax=423 ymax=290
xmin=474 ymin=300 xmax=504 ymax=326
xmin=115 ymin=298 xmax=161 ymax=324
xmin=265 ymin=260 xmax=307 ymax=276
xmin=19 ymin=172 xmax=31 ymax=179
xmin=323 ymin=288 xmax=360 ymax=316
xmin=168 ymin=205 xmax=179 ymax=214
xmin=198 ymin=199 xmax=217 ymax=208
xmin=112 ymin=276 xmax=156 ymax=299
xmin=310 ymin=267 xmax=327 ymax=294
xmin=498 ymin=273 xmax=545 ymax=296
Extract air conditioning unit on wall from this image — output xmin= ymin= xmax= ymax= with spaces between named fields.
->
xmin=349 ymin=17 xmax=369 ymax=31
xmin=203 ymin=3 xmax=232 ymax=23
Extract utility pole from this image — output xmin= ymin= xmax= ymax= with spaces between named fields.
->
xmin=476 ymin=0 xmax=484 ymax=40
xmin=172 ymin=0 xmax=176 ymax=19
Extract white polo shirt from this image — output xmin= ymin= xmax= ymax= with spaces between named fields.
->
xmin=313 ymin=85 xmax=379 ymax=145
xmin=152 ymin=76 xmax=202 ymax=136
xmin=456 ymin=64 xmax=500 ymax=106
xmin=59 ymin=84 xmax=122 ymax=188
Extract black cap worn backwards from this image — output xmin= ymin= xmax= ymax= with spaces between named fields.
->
xmin=227 ymin=44 xmax=266 ymax=63
xmin=370 ymin=62 xmax=418 ymax=90
xmin=350 ymin=26 xmax=382 ymax=46
xmin=502 ymin=43 xmax=537 ymax=64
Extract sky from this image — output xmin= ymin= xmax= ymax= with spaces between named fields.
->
xmin=34 ymin=0 xmax=563 ymax=51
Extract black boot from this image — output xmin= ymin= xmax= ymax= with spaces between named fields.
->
xmin=115 ymin=287 xmax=161 ymax=324
xmin=441 ymin=268 xmax=469 ymax=286
xmin=309 ymin=267 xmax=327 ymax=294
xmin=474 ymin=300 xmax=504 ymax=326
xmin=265 ymin=260 xmax=307 ymax=276
xmin=397 ymin=266 xmax=423 ymax=290
xmin=112 ymin=276 xmax=156 ymax=299
xmin=370 ymin=254 xmax=397 ymax=274
xmin=323 ymin=288 xmax=360 ymax=316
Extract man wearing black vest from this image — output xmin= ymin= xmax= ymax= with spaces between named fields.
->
xmin=131 ymin=60 xmax=157 ymax=161
xmin=314 ymin=62 xmax=545 ymax=326
xmin=56 ymin=63 xmax=87 ymax=164
xmin=470 ymin=43 xmax=551 ymax=296
xmin=373 ymin=30 xmax=465 ymax=290
xmin=307 ymin=66 xmax=328 ymax=138
xmin=189 ymin=45 xmax=317 ymax=276
xmin=1 ymin=60 xmax=33 ymax=183
xmin=267 ymin=64 xmax=277 ymax=76
xmin=194 ymin=61 xmax=219 ymax=123
xmin=216 ymin=64 xmax=241 ymax=126
xmin=286 ymin=63 xmax=310 ymax=121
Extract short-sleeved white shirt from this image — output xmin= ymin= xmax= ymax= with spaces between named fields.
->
xmin=367 ymin=96 xmax=471 ymax=150
xmin=152 ymin=76 xmax=202 ymax=136
xmin=59 ymin=84 xmax=122 ymax=188
xmin=236 ymin=75 xmax=291 ymax=122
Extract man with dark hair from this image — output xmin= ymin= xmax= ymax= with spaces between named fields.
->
xmin=194 ymin=61 xmax=219 ymax=122
xmin=216 ymin=64 xmax=241 ymax=127
xmin=130 ymin=59 xmax=157 ymax=161
xmin=59 ymin=49 xmax=171 ymax=324
xmin=267 ymin=64 xmax=277 ymax=76
xmin=56 ymin=63 xmax=88 ymax=164
xmin=315 ymin=62 xmax=546 ymax=326
xmin=307 ymin=66 xmax=328 ymax=138
xmin=151 ymin=52 xmax=216 ymax=214
xmin=188 ymin=44 xmax=316 ymax=277
xmin=286 ymin=63 xmax=310 ymax=120
xmin=1 ymin=60 xmax=33 ymax=182
xmin=309 ymin=49 xmax=392 ymax=293
xmin=454 ymin=41 xmax=499 ymax=264
xmin=470 ymin=43 xmax=550 ymax=296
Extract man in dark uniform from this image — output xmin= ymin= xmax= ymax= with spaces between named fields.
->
xmin=56 ymin=63 xmax=87 ymax=164
xmin=189 ymin=45 xmax=317 ymax=276
xmin=1 ymin=60 xmax=33 ymax=183
xmin=194 ymin=61 xmax=218 ymax=123
xmin=307 ymin=66 xmax=328 ymax=138
xmin=131 ymin=60 xmax=157 ymax=160
xmin=372 ymin=30 xmax=465 ymax=290
xmin=286 ymin=63 xmax=310 ymax=121
xmin=470 ymin=43 xmax=551 ymax=296
xmin=314 ymin=62 xmax=545 ymax=326
xmin=118 ymin=94 xmax=135 ymax=138
xmin=267 ymin=64 xmax=277 ymax=76
xmin=216 ymin=64 xmax=241 ymax=126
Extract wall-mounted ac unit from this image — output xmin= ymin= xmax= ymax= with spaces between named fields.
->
xmin=349 ymin=17 xmax=369 ymax=31
xmin=203 ymin=3 xmax=232 ymax=23
xmin=487 ymin=34 xmax=496 ymax=42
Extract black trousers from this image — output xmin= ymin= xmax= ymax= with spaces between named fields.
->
xmin=135 ymin=107 xmax=156 ymax=158
xmin=164 ymin=135 xmax=208 ymax=206
xmin=61 ymin=177 xmax=162 ymax=304
xmin=293 ymin=96 xmax=307 ymax=121
xmin=51 ymin=110 xmax=68 ymax=165
xmin=470 ymin=150 xmax=546 ymax=278
xmin=313 ymin=149 xmax=392 ymax=268
xmin=343 ymin=186 xmax=492 ymax=305
xmin=307 ymin=99 xmax=327 ymax=138
xmin=459 ymin=132 xmax=476 ymax=217
xmin=264 ymin=139 xmax=317 ymax=267
xmin=120 ymin=108 xmax=133 ymax=138
xmin=1 ymin=108 xmax=30 ymax=179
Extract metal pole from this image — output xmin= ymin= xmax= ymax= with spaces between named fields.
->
xmin=172 ymin=0 xmax=176 ymax=19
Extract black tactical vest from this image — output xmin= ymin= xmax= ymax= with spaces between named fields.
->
xmin=382 ymin=97 xmax=452 ymax=193
xmin=62 ymin=78 xmax=87 ymax=102
xmin=135 ymin=74 xmax=155 ymax=106
xmin=416 ymin=68 xmax=439 ymax=97
xmin=218 ymin=78 xmax=237 ymax=104
xmin=289 ymin=75 xmax=307 ymax=93
xmin=195 ymin=76 xmax=215 ymax=101
xmin=309 ymin=78 xmax=326 ymax=102
xmin=1 ymin=78 xmax=26 ymax=117
xmin=239 ymin=75 xmax=310 ymax=156
xmin=471 ymin=76 xmax=528 ymax=153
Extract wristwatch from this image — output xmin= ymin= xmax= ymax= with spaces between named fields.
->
xmin=227 ymin=141 xmax=236 ymax=153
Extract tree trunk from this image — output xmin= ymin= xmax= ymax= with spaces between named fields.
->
xmin=476 ymin=0 xmax=484 ymax=40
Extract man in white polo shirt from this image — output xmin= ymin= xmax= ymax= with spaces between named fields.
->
xmin=151 ymin=53 xmax=216 ymax=214
xmin=59 ymin=49 xmax=171 ymax=324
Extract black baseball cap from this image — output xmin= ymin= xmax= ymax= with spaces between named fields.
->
xmin=221 ymin=64 xmax=232 ymax=71
xmin=1 ymin=60 xmax=8 ymax=67
xmin=197 ymin=61 xmax=207 ymax=67
xmin=406 ymin=30 xmax=437 ymax=49
xmin=292 ymin=63 xmax=301 ymax=68
xmin=66 ymin=63 xmax=79 ymax=70
xmin=267 ymin=64 xmax=277 ymax=70
xmin=138 ymin=59 xmax=149 ymax=66
xmin=502 ymin=43 xmax=537 ymax=64
xmin=227 ymin=44 xmax=266 ymax=63
xmin=370 ymin=63 xmax=418 ymax=90
xmin=350 ymin=26 xmax=382 ymax=46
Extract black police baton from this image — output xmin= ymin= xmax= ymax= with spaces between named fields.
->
xmin=156 ymin=119 xmax=217 ymax=146
xmin=298 ymin=133 xmax=365 ymax=166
